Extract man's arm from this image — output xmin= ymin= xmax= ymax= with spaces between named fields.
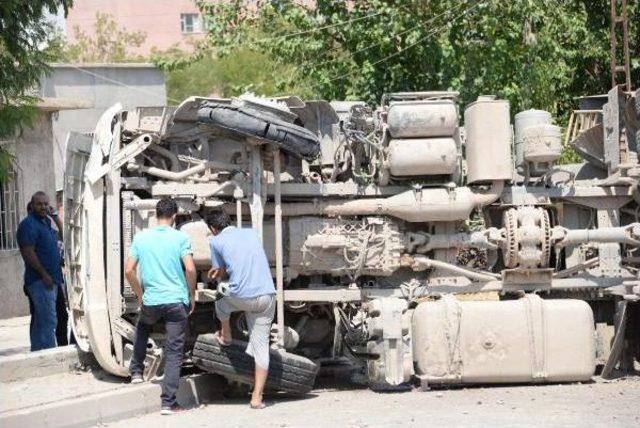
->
xmin=124 ymin=257 xmax=142 ymax=305
xmin=182 ymin=255 xmax=197 ymax=314
xmin=207 ymin=240 xmax=227 ymax=281
xmin=19 ymin=246 xmax=54 ymax=288
xmin=50 ymin=213 xmax=63 ymax=241
xmin=18 ymin=221 xmax=54 ymax=288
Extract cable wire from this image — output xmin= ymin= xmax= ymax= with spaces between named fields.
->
xmin=267 ymin=9 xmax=388 ymax=41
xmin=200 ymin=8 xmax=391 ymax=52
xmin=327 ymin=1 xmax=484 ymax=83
xmin=63 ymin=64 xmax=181 ymax=104
xmin=313 ymin=1 xmax=467 ymax=70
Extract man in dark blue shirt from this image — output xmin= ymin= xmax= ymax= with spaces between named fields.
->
xmin=17 ymin=191 xmax=63 ymax=351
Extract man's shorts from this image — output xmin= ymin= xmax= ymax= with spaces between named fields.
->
xmin=215 ymin=294 xmax=276 ymax=369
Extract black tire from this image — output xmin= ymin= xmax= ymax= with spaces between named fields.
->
xmin=192 ymin=334 xmax=319 ymax=394
xmin=197 ymin=102 xmax=321 ymax=161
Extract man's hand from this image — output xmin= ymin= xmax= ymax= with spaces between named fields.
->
xmin=183 ymin=255 xmax=197 ymax=315
xmin=189 ymin=297 xmax=196 ymax=315
xmin=125 ymin=257 xmax=143 ymax=306
xmin=19 ymin=246 xmax=55 ymax=289
xmin=42 ymin=273 xmax=55 ymax=289
xmin=207 ymin=267 xmax=226 ymax=281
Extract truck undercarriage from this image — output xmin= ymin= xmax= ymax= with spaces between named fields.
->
xmin=64 ymin=88 xmax=640 ymax=391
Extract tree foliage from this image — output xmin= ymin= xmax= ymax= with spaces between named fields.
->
xmin=0 ymin=0 xmax=73 ymax=181
xmin=61 ymin=12 xmax=146 ymax=63
xmin=197 ymin=0 xmax=639 ymax=117
xmin=160 ymin=46 xmax=314 ymax=102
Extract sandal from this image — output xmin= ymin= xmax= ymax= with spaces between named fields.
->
xmin=249 ymin=402 xmax=267 ymax=409
xmin=213 ymin=331 xmax=232 ymax=346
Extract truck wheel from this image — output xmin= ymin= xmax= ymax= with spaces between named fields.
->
xmin=192 ymin=333 xmax=319 ymax=394
xmin=197 ymin=102 xmax=321 ymax=161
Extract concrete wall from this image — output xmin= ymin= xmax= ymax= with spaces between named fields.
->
xmin=2 ymin=64 xmax=165 ymax=318
xmin=0 ymin=251 xmax=26 ymax=319
xmin=0 ymin=113 xmax=57 ymax=319
xmin=40 ymin=63 xmax=166 ymax=189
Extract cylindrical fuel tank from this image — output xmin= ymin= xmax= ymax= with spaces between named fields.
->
xmin=387 ymin=100 xmax=458 ymax=138
xmin=464 ymin=97 xmax=513 ymax=183
xmin=514 ymin=109 xmax=552 ymax=171
xmin=388 ymin=138 xmax=458 ymax=176
xmin=412 ymin=295 xmax=595 ymax=384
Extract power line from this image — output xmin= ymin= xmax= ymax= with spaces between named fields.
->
xmin=268 ymin=10 xmax=388 ymax=41
xmin=63 ymin=64 xmax=180 ymax=104
xmin=312 ymin=2 xmax=467 ymax=70
xmin=199 ymin=8 xmax=391 ymax=53
xmin=66 ymin=11 xmax=194 ymax=22
xmin=327 ymin=1 xmax=484 ymax=83
xmin=66 ymin=6 xmax=390 ymax=58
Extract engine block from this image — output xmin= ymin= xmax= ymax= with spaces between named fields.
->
xmin=288 ymin=217 xmax=405 ymax=278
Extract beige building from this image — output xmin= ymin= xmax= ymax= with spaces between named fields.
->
xmin=65 ymin=0 xmax=315 ymax=56
xmin=65 ymin=0 xmax=208 ymax=55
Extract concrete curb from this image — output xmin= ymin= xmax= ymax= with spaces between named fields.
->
xmin=0 ymin=373 xmax=225 ymax=428
xmin=0 ymin=346 xmax=89 ymax=383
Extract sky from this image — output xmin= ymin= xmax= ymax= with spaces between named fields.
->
xmin=43 ymin=8 xmax=66 ymax=35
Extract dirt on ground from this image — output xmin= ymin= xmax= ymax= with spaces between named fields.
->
xmin=106 ymin=375 xmax=640 ymax=428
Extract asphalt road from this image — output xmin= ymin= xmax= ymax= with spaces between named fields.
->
xmin=106 ymin=376 xmax=640 ymax=428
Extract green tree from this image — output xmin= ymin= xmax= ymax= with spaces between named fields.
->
xmin=0 ymin=0 xmax=73 ymax=181
xmin=61 ymin=12 xmax=147 ymax=63
xmin=197 ymin=0 xmax=638 ymax=116
xmin=159 ymin=46 xmax=314 ymax=102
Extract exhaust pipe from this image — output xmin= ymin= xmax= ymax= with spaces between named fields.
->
xmin=277 ymin=181 xmax=504 ymax=222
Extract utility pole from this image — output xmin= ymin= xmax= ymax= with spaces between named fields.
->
xmin=610 ymin=0 xmax=632 ymax=91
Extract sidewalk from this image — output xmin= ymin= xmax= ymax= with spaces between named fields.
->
xmin=0 ymin=316 xmax=30 ymax=356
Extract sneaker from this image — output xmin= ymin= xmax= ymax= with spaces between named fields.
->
xmin=130 ymin=373 xmax=144 ymax=384
xmin=160 ymin=404 xmax=186 ymax=415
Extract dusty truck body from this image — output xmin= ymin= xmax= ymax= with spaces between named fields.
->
xmin=64 ymin=89 xmax=640 ymax=391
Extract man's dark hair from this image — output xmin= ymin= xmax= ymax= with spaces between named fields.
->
xmin=205 ymin=209 xmax=231 ymax=231
xmin=156 ymin=198 xmax=178 ymax=219
xmin=31 ymin=191 xmax=47 ymax=203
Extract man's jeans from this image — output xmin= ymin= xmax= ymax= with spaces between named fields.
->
xmin=25 ymin=280 xmax=58 ymax=351
xmin=130 ymin=303 xmax=188 ymax=407
xmin=56 ymin=282 xmax=74 ymax=346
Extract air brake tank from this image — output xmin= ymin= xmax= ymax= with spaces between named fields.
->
xmin=464 ymin=96 xmax=513 ymax=184
xmin=387 ymin=138 xmax=458 ymax=176
xmin=387 ymin=100 xmax=458 ymax=138
xmin=514 ymin=109 xmax=552 ymax=172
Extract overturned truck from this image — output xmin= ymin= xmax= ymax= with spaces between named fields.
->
xmin=64 ymin=88 xmax=640 ymax=391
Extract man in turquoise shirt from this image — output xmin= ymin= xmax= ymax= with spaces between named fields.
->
xmin=125 ymin=198 xmax=197 ymax=415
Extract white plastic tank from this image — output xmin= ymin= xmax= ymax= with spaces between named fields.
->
xmin=464 ymin=96 xmax=513 ymax=184
xmin=514 ymin=109 xmax=552 ymax=172
xmin=412 ymin=295 xmax=596 ymax=384
xmin=387 ymin=100 xmax=458 ymax=138
xmin=387 ymin=138 xmax=458 ymax=176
